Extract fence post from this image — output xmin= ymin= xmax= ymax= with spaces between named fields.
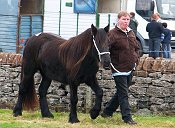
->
xmin=58 ymin=0 xmax=62 ymax=35
xmin=85 ymin=86 xmax=92 ymax=113
xmin=108 ymin=14 xmax=111 ymax=26
xmin=76 ymin=13 xmax=79 ymax=35
xmin=96 ymin=0 xmax=99 ymax=28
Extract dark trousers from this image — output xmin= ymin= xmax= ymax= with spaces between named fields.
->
xmin=103 ymin=74 xmax=133 ymax=121
xmin=162 ymin=43 xmax=171 ymax=58
xmin=148 ymin=38 xmax=161 ymax=59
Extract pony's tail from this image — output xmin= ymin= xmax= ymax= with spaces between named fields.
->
xmin=22 ymin=75 xmax=39 ymax=111
xmin=20 ymin=40 xmax=39 ymax=111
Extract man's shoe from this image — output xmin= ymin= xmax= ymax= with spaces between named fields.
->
xmin=101 ymin=113 xmax=112 ymax=118
xmin=124 ymin=120 xmax=137 ymax=125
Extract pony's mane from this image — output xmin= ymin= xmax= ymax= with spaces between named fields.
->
xmin=58 ymin=28 xmax=93 ymax=79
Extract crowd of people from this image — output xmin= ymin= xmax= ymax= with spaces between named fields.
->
xmin=128 ymin=12 xmax=172 ymax=59
xmin=146 ymin=13 xmax=172 ymax=59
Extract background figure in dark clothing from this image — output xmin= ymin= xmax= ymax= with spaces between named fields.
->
xmin=161 ymin=22 xmax=172 ymax=58
xmin=146 ymin=14 xmax=164 ymax=59
xmin=129 ymin=12 xmax=138 ymax=35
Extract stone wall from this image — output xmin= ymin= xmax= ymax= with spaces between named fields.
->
xmin=1 ymin=53 xmax=175 ymax=115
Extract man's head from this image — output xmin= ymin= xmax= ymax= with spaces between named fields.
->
xmin=130 ymin=12 xmax=135 ymax=18
xmin=117 ymin=11 xmax=130 ymax=31
xmin=151 ymin=13 xmax=157 ymax=20
xmin=162 ymin=22 xmax=167 ymax=28
xmin=155 ymin=13 xmax=160 ymax=18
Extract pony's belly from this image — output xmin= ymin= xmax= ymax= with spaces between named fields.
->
xmin=43 ymin=68 xmax=68 ymax=84
xmin=53 ymin=75 xmax=68 ymax=83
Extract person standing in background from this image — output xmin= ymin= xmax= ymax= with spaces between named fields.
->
xmin=161 ymin=22 xmax=172 ymax=58
xmin=101 ymin=11 xmax=140 ymax=125
xmin=146 ymin=13 xmax=164 ymax=59
xmin=155 ymin=13 xmax=162 ymax=23
xmin=129 ymin=12 xmax=138 ymax=35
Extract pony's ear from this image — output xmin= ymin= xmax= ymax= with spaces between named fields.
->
xmin=104 ymin=24 xmax=110 ymax=33
xmin=91 ymin=24 xmax=97 ymax=36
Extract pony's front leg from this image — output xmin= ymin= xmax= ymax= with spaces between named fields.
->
xmin=39 ymin=77 xmax=53 ymax=118
xmin=86 ymin=77 xmax=103 ymax=119
xmin=69 ymin=85 xmax=79 ymax=123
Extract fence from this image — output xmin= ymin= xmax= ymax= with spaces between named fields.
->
xmin=1 ymin=53 xmax=175 ymax=115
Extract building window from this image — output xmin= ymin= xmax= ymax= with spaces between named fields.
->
xmin=74 ymin=0 xmax=96 ymax=13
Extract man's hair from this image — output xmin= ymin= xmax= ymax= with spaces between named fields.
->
xmin=130 ymin=12 xmax=135 ymax=17
xmin=151 ymin=14 xmax=157 ymax=20
xmin=118 ymin=11 xmax=130 ymax=19
xmin=155 ymin=13 xmax=160 ymax=18
xmin=162 ymin=22 xmax=167 ymax=28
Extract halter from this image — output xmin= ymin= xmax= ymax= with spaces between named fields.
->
xmin=92 ymin=36 xmax=136 ymax=72
xmin=92 ymin=35 xmax=110 ymax=62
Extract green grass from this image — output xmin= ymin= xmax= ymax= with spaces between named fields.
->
xmin=0 ymin=109 xmax=175 ymax=128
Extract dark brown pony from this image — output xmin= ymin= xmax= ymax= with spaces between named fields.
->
xmin=13 ymin=24 xmax=111 ymax=123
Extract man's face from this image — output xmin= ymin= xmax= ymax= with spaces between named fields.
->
xmin=118 ymin=15 xmax=130 ymax=30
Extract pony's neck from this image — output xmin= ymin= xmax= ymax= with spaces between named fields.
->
xmin=58 ymin=29 xmax=93 ymax=79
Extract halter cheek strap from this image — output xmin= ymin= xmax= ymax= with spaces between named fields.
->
xmin=92 ymin=35 xmax=110 ymax=62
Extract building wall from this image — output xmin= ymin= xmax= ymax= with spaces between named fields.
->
xmin=98 ymin=0 xmax=120 ymax=13
xmin=0 ymin=0 xmax=18 ymax=52
xmin=0 ymin=0 xmax=44 ymax=53
xmin=43 ymin=0 xmax=120 ymax=39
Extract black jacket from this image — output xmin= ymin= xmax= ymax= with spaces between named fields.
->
xmin=146 ymin=20 xmax=164 ymax=38
xmin=162 ymin=28 xmax=172 ymax=44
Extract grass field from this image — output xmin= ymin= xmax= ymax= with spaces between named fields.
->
xmin=0 ymin=109 xmax=175 ymax=128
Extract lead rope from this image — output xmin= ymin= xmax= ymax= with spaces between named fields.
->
xmin=110 ymin=63 xmax=120 ymax=72
xmin=110 ymin=62 xmax=136 ymax=73
xmin=92 ymin=35 xmax=110 ymax=62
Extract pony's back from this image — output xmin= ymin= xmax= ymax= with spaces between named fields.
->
xmin=25 ymin=33 xmax=66 ymax=48
xmin=23 ymin=33 xmax=66 ymax=61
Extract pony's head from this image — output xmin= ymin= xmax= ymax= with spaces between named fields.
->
xmin=91 ymin=24 xmax=111 ymax=69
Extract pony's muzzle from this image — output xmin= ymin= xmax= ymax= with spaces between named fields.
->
xmin=101 ymin=54 xmax=111 ymax=70
xmin=103 ymin=61 xmax=111 ymax=70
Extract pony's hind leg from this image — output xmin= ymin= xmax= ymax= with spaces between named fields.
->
xmin=13 ymin=82 xmax=25 ymax=116
xmin=13 ymin=74 xmax=36 ymax=117
xmin=39 ymin=75 xmax=53 ymax=118
xmin=86 ymin=76 xmax=103 ymax=119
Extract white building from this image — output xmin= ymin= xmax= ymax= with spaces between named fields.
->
xmin=43 ymin=0 xmax=121 ymax=39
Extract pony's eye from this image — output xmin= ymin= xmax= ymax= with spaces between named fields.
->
xmin=107 ymin=37 xmax=110 ymax=42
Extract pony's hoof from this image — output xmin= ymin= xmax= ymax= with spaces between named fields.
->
xmin=90 ymin=109 xmax=100 ymax=119
xmin=13 ymin=111 xmax=22 ymax=117
xmin=69 ymin=118 xmax=80 ymax=123
xmin=42 ymin=113 xmax=54 ymax=118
